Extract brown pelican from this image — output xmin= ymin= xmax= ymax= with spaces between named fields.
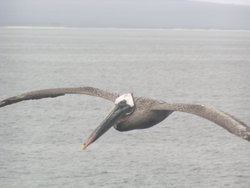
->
xmin=0 ymin=86 xmax=249 ymax=150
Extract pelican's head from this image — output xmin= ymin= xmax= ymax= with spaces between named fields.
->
xmin=82 ymin=93 xmax=135 ymax=150
xmin=115 ymin=93 xmax=135 ymax=114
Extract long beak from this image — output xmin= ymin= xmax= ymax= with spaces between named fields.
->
xmin=82 ymin=103 xmax=129 ymax=150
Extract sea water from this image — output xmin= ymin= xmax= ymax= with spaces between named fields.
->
xmin=0 ymin=27 xmax=250 ymax=188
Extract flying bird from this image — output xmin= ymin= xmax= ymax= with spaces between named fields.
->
xmin=0 ymin=86 xmax=249 ymax=149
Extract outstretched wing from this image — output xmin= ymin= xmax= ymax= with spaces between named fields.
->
xmin=153 ymin=102 xmax=250 ymax=142
xmin=0 ymin=87 xmax=119 ymax=108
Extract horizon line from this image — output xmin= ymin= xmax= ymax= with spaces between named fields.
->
xmin=1 ymin=25 xmax=250 ymax=32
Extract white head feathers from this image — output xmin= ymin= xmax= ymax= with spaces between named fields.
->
xmin=115 ymin=93 xmax=134 ymax=107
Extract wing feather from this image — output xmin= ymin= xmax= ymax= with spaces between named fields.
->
xmin=0 ymin=87 xmax=119 ymax=107
xmin=153 ymin=102 xmax=250 ymax=142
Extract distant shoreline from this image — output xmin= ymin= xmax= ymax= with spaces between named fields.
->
xmin=1 ymin=26 xmax=250 ymax=32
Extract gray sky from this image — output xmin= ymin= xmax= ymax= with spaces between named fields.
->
xmin=191 ymin=0 xmax=250 ymax=6
xmin=0 ymin=0 xmax=250 ymax=29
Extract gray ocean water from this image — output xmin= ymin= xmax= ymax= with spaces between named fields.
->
xmin=0 ymin=27 xmax=250 ymax=188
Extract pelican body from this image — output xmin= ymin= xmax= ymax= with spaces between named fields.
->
xmin=0 ymin=86 xmax=249 ymax=150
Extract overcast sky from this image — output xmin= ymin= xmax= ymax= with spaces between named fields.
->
xmin=0 ymin=0 xmax=250 ymax=29
xmin=191 ymin=0 xmax=250 ymax=6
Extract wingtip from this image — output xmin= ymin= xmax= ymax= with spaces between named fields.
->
xmin=0 ymin=101 xmax=6 ymax=107
xmin=244 ymin=128 xmax=250 ymax=142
